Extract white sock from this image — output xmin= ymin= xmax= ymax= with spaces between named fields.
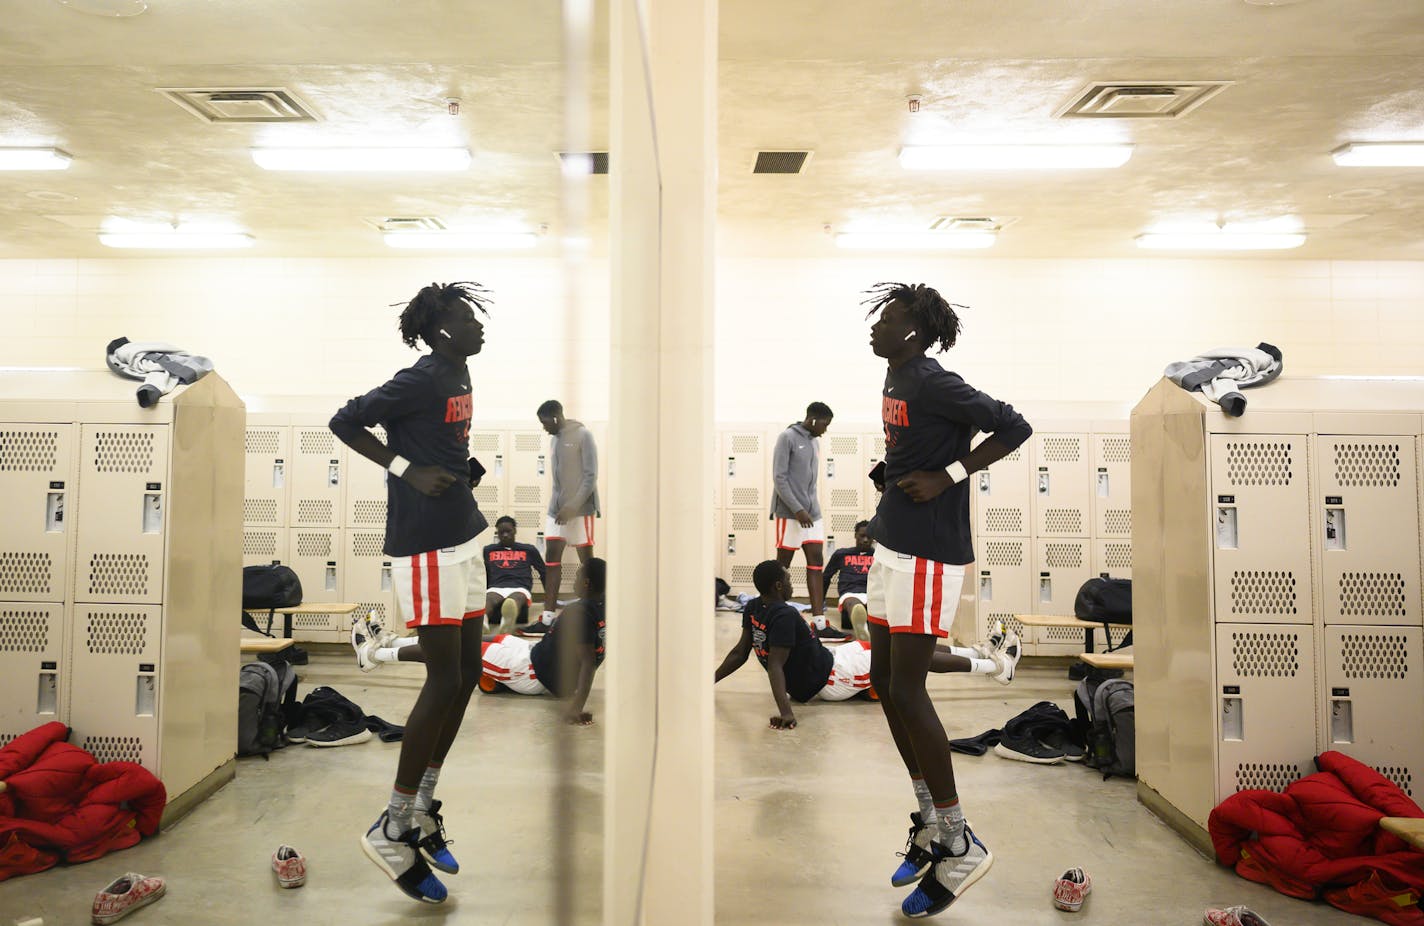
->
xmin=935 ymin=800 xmax=967 ymax=852
xmin=394 ymin=636 xmax=419 ymax=648
xmin=374 ymin=646 xmax=402 ymax=663
xmin=946 ymin=645 xmax=978 ymax=659
xmin=911 ymin=777 xmax=936 ymax=823
xmin=415 ymin=763 xmax=441 ymax=813
xmin=812 ymin=615 xmax=828 ymax=630
xmin=969 ymin=657 xmax=997 ymax=675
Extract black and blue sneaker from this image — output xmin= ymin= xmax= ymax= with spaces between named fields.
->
xmin=891 ymin=812 xmax=937 ymax=887
xmin=361 ymin=811 xmax=447 ymax=904
xmin=415 ymin=800 xmax=459 ymax=874
xmin=901 ymin=825 xmax=993 ymax=918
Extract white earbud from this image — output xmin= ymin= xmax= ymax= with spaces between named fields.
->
xmin=903 ymin=330 xmax=918 ymax=341
xmin=439 ymin=328 xmax=451 ymax=339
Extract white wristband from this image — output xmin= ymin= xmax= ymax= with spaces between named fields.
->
xmin=387 ymin=455 xmax=412 ymax=478
xmin=947 ymin=461 xmax=969 ymax=484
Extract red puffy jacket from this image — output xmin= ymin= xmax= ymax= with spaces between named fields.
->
xmin=0 ymin=722 xmax=166 ymax=881
xmin=1210 ymin=751 xmax=1424 ymax=926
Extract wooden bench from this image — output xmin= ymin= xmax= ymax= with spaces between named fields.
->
xmin=240 ymin=637 xmax=294 ymax=655
xmin=1014 ymin=613 xmax=1130 ymax=654
xmin=1079 ymin=651 xmax=1134 ymax=671
xmin=246 ymin=602 xmax=362 ymax=639
xmin=1380 ymin=816 xmax=1424 ymax=851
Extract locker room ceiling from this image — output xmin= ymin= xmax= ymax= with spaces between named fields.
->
xmin=1 ymin=0 xmax=1423 ymax=259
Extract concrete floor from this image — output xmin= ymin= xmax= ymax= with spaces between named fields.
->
xmin=0 ymin=613 xmax=1365 ymax=925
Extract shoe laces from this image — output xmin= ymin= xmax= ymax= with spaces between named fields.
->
xmin=421 ymin=807 xmax=454 ymax=849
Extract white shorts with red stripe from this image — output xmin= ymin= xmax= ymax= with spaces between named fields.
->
xmin=393 ymin=536 xmax=487 ymax=629
xmin=774 ymin=517 xmax=824 ymax=550
xmin=866 ymin=544 xmax=966 ymax=638
xmin=546 ymin=513 xmax=596 ymax=548
xmin=817 ymin=639 xmax=872 ymax=701
xmin=479 ymin=634 xmax=549 ymax=695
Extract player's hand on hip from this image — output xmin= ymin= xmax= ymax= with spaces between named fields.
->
xmin=794 ymin=509 xmax=815 ymax=528
xmin=769 ymin=714 xmax=797 ymax=730
xmin=896 ymin=470 xmax=954 ymax=503
xmin=556 ymin=506 xmax=578 ymax=523
xmin=403 ymin=465 xmax=458 ymax=497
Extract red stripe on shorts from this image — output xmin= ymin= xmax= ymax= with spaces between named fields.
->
xmin=910 ymin=558 xmax=928 ymax=634
xmin=930 ymin=561 xmax=944 ymax=630
xmin=411 ymin=553 xmax=425 ymax=623
xmin=426 ymin=551 xmax=441 ymax=622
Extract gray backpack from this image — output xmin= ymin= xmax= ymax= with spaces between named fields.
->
xmin=1076 ymin=677 xmax=1135 ymax=779
xmin=238 ymin=660 xmax=296 ymax=757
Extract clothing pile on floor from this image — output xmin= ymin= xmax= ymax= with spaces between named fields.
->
xmin=1210 ymin=750 xmax=1424 ymax=926
xmin=285 ymin=686 xmax=404 ymax=748
xmin=951 ymin=701 xmax=1085 ymax=764
xmin=0 ymin=721 xmax=166 ymax=881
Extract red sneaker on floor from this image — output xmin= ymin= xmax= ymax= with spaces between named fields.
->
xmin=1203 ymin=906 xmax=1271 ymax=926
xmin=272 ymin=844 xmax=307 ymax=888
xmin=1325 ymin=872 xmax=1424 ymax=926
xmin=91 ymin=873 xmax=166 ymax=924
xmin=1053 ymin=867 xmax=1092 ymax=911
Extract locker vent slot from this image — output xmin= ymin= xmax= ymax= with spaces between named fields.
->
xmin=986 ymin=613 xmax=1026 ymax=640
xmin=1225 ymin=442 xmax=1293 ymax=487
xmin=244 ymin=498 xmax=279 ymax=524
xmin=515 ymin=433 xmax=544 ymax=452
xmin=514 ymin=485 xmax=544 ymax=505
xmin=0 ymin=552 xmax=54 ymax=596
xmin=470 ymin=433 xmax=502 ymax=453
xmin=295 ymin=533 xmax=332 ymax=558
xmin=1103 ymin=542 xmax=1133 ymax=571
xmin=1340 ymin=632 xmax=1410 ymax=679
xmin=984 ymin=541 xmax=1024 ymax=567
xmin=88 ymin=554 xmax=149 ymax=597
xmin=293 ymin=613 xmax=332 ymax=630
xmin=830 ymin=512 xmax=861 ymax=531
xmin=829 ymin=436 xmax=860 ymax=454
xmin=0 ymin=733 xmax=16 ymax=748
xmin=829 ymin=488 xmax=860 ymax=508
xmin=298 ymin=431 xmax=334 ymax=455
xmin=730 ymin=564 xmax=757 ymax=585
xmin=1044 ymin=509 xmax=1084 ymax=534
xmin=472 ymin=486 xmax=498 ymax=507
xmin=1045 ymin=542 xmax=1084 ymax=569
xmin=244 ymin=430 xmax=280 ymax=455
xmin=0 ymin=429 xmax=59 ymax=471
xmin=1376 ymin=766 xmax=1413 ymax=797
xmin=1229 ymin=571 xmax=1299 ymax=616
xmin=1333 ymin=442 xmax=1401 ymax=488
xmin=731 ymin=511 xmax=762 ymax=531
xmin=984 ymin=508 xmax=1024 ymax=533
xmin=86 ymin=610 xmax=148 ymax=655
xmin=93 ymin=431 xmax=155 ymax=473
xmin=83 ymin=735 xmax=144 ymax=764
xmin=352 ymin=499 xmax=386 ymax=524
xmin=0 ymin=609 xmax=50 ymax=652
xmin=1338 ymin=572 xmax=1408 ymax=618
xmin=358 ymin=601 xmax=390 ymax=627
xmin=1045 ymin=626 xmax=1084 ymax=642
xmin=730 ymin=487 xmax=761 ymax=507
xmin=1235 ymin=762 xmax=1302 ymax=792
xmin=1108 ymin=625 xmax=1132 ymax=648
xmin=513 ymin=511 xmax=542 ymax=533
xmin=295 ymin=499 xmax=333 ymax=525
xmin=1002 ymin=447 xmax=1022 ymax=462
xmin=1229 ymin=630 xmax=1301 ymax=677
xmin=350 ymin=532 xmax=385 ymax=558
xmin=1101 ymin=437 xmax=1131 ymax=464
xmin=243 ymin=530 xmax=278 ymax=558
xmin=371 ymin=425 xmax=387 ymax=443
xmin=731 ymin=435 xmax=761 ymax=454
xmin=1102 ymin=509 xmax=1132 ymax=535
xmin=1041 ymin=437 xmax=1082 ymax=462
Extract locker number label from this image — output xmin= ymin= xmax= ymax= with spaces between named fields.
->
xmin=1332 ymin=687 xmax=1350 ymax=697
xmin=42 ymin=660 xmax=57 ymax=670
xmin=139 ymin=663 xmax=155 ymax=672
xmin=1222 ymin=685 xmax=1240 ymax=695
xmin=49 ymin=480 xmax=64 ymax=489
xmin=1325 ymin=495 xmax=1343 ymax=505
xmin=1217 ymin=495 xmax=1235 ymax=504
xmin=147 ymin=482 xmax=161 ymax=490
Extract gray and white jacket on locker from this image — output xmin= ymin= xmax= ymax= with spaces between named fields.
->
xmin=1164 ymin=342 xmax=1283 ymax=417
xmin=105 ymin=337 xmax=214 ymax=407
xmin=770 ymin=422 xmax=821 ymax=521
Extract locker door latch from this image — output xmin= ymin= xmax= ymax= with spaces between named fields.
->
xmin=273 ymin=459 xmax=285 ymax=488
xmin=826 ymin=458 xmax=836 ymax=479
xmin=46 ymin=482 xmax=65 ymax=532
xmin=1096 ymin=468 xmax=1110 ymax=498
xmin=977 ymin=471 xmax=991 ymax=495
xmin=142 ymin=486 xmax=163 ymax=534
xmin=328 ymin=459 xmax=340 ymax=486
xmin=1324 ymin=499 xmax=1347 ymax=551
xmin=1330 ymin=687 xmax=1353 ymax=744
xmin=536 ymin=454 xmax=546 ymax=477
xmin=38 ymin=660 xmax=58 ymax=715
xmin=726 ymin=456 xmax=736 ymax=478
xmin=325 ymin=561 xmax=338 ymax=592
xmin=726 ymin=534 xmax=736 ymax=555
xmin=1037 ymin=468 xmax=1050 ymax=495
xmin=979 ymin=571 xmax=993 ymax=600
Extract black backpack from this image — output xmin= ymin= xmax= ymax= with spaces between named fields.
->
xmin=1074 ymin=577 xmax=1132 ymax=650
xmin=1073 ymin=676 xmax=1136 ymax=779
xmin=238 ymin=658 xmax=298 ymax=758
xmin=242 ymin=564 xmax=303 ymax=610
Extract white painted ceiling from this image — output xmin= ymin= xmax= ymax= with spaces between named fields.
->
xmin=2 ymin=0 xmax=1423 ymax=259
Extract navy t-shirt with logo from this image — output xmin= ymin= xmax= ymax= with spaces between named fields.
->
xmin=330 ymin=353 xmax=489 ymax=558
xmin=822 ymin=547 xmax=873 ymax=596
xmin=869 ymin=357 xmax=1031 ymax=565
xmin=483 ymin=542 xmax=548 ymax=590
xmin=744 ymin=597 xmax=833 ymax=703
xmin=529 ymin=597 xmax=606 ymax=698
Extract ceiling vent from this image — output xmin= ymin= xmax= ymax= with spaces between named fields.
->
xmin=365 ymin=216 xmax=446 ymax=233
xmin=158 ymin=87 xmax=321 ymax=123
xmin=557 ymin=152 xmax=610 ymax=175
xmin=752 ymin=150 xmax=811 ymax=174
xmin=1056 ymin=81 xmax=1231 ymax=119
xmin=929 ymin=216 xmax=1018 ymax=232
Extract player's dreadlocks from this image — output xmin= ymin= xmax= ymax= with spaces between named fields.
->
xmin=862 ymin=282 xmax=964 ymax=353
xmin=396 ymin=281 xmax=492 ymax=349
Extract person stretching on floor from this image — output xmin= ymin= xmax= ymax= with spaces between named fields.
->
xmin=483 ymin=515 xmax=548 ymax=633
xmin=713 ymin=560 xmax=1018 ymax=730
xmin=821 ymin=520 xmax=876 ymax=640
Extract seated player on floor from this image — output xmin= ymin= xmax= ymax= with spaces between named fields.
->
xmin=822 ymin=519 xmax=875 ymax=639
xmin=483 ymin=515 xmax=548 ymax=633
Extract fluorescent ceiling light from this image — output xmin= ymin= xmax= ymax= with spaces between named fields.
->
xmin=0 ymin=148 xmax=72 ymax=171
xmin=900 ymin=144 xmax=1133 ymax=170
xmin=1135 ymin=232 xmax=1305 ymax=251
xmin=835 ymin=232 xmax=996 ymax=250
xmin=99 ymin=231 xmax=254 ymax=249
xmin=384 ymin=232 xmax=538 ymax=250
xmin=1332 ymin=143 xmax=1424 ymax=167
xmin=252 ymin=148 xmax=471 ymax=172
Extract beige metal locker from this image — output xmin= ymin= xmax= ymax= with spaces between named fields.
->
xmin=470 ymin=428 xmax=509 ymax=516
xmin=818 ymin=433 xmax=866 ymax=514
xmin=511 ymin=507 xmax=547 ymax=552
xmin=75 ymin=425 xmax=169 ymax=606
xmin=974 ymin=439 xmax=1031 ymax=537
xmin=975 ymin=539 xmax=1031 ymax=654
xmin=1315 ymin=436 xmax=1421 ymax=627
xmin=288 ymin=529 xmax=344 ymax=641
xmin=722 ymin=430 xmax=769 ymax=511
xmin=243 ymin=425 xmax=288 ymax=528
xmin=1215 ymin=623 xmax=1318 ymax=798
xmin=289 ymin=426 xmax=342 ymax=529
xmin=1091 ymin=430 xmax=1132 ymax=540
xmin=1092 ymin=539 xmax=1133 ymax=580
xmin=824 ymin=510 xmax=865 ymax=554
xmin=1209 ymin=434 xmax=1313 ymax=625
xmin=242 ymin=527 xmax=287 ymax=568
xmin=342 ymin=424 xmax=387 ymax=529
xmin=0 ymin=423 xmax=75 ymax=603
xmin=863 ymin=431 xmax=885 ymax=518
xmin=1032 ymin=538 xmax=1092 ymax=656
xmin=1031 ymin=432 xmax=1092 ymax=538
xmin=0 ymin=602 xmax=66 ymax=745
xmin=68 ymin=603 xmax=161 ymax=769
xmin=1322 ymin=625 xmax=1422 ymax=799
xmin=721 ymin=509 xmax=768 ymax=594
xmin=343 ymin=529 xmax=395 ymax=635
xmin=509 ymin=430 xmax=551 ymax=514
